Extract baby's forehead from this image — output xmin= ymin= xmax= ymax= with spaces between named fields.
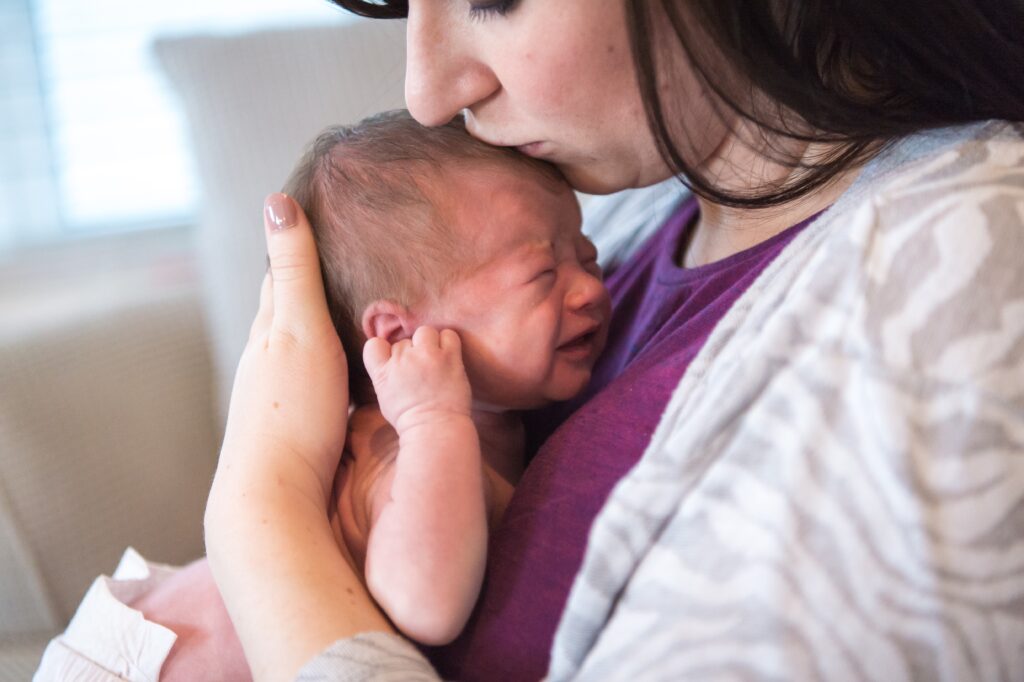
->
xmin=435 ymin=164 xmax=581 ymax=261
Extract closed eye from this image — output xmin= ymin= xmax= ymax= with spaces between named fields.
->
xmin=532 ymin=268 xmax=556 ymax=282
xmin=468 ymin=0 xmax=517 ymax=21
xmin=582 ymin=257 xmax=602 ymax=280
xmin=577 ymin=236 xmax=600 ymax=267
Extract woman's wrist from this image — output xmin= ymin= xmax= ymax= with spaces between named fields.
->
xmin=205 ymin=464 xmax=396 ymax=682
xmin=211 ymin=432 xmax=333 ymax=505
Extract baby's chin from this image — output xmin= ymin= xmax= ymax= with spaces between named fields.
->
xmin=514 ymin=377 xmax=595 ymax=411
xmin=472 ymin=395 xmax=549 ymax=413
xmin=553 ymin=378 xmax=593 ymax=402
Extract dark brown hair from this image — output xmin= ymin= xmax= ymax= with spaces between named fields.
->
xmin=328 ymin=0 xmax=1024 ymax=208
xmin=283 ymin=109 xmax=564 ymax=395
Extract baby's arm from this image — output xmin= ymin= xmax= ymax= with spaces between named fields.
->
xmin=360 ymin=326 xmax=487 ymax=646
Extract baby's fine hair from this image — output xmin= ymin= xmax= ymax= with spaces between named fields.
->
xmin=283 ymin=109 xmax=565 ymax=392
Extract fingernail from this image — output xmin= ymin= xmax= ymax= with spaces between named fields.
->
xmin=265 ymin=193 xmax=297 ymax=230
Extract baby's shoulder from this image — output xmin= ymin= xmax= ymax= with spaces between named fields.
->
xmin=346 ymin=404 xmax=399 ymax=466
xmin=333 ymin=405 xmax=399 ymax=565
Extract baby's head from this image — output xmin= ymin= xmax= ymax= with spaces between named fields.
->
xmin=285 ymin=110 xmax=610 ymax=410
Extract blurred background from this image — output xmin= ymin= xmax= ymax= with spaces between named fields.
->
xmin=2 ymin=0 xmax=358 ymax=251
xmin=0 ymin=0 xmax=406 ymax=676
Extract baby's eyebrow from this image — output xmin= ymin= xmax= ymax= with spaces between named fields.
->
xmin=476 ymin=240 xmax=553 ymax=278
xmin=512 ymin=240 xmax=555 ymax=261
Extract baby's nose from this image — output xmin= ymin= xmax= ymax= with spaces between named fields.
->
xmin=565 ymin=270 xmax=608 ymax=311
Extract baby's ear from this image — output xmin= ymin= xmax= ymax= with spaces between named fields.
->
xmin=361 ymin=300 xmax=416 ymax=344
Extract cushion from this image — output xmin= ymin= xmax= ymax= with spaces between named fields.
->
xmin=154 ymin=19 xmax=407 ymax=416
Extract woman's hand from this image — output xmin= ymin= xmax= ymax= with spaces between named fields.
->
xmin=215 ymin=193 xmax=349 ymax=503
xmin=205 ymin=194 xmax=395 ymax=682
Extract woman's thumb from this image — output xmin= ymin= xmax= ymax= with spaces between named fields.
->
xmin=263 ymin=193 xmax=331 ymax=335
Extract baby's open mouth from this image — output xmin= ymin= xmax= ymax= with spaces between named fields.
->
xmin=558 ymin=329 xmax=598 ymax=354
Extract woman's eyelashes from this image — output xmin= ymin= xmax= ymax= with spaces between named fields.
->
xmin=467 ymin=0 xmax=518 ymax=21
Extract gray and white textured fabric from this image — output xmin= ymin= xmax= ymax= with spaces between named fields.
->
xmin=300 ymin=120 xmax=1024 ymax=681
xmin=294 ymin=633 xmax=437 ymax=681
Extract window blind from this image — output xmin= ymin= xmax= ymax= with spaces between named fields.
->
xmin=0 ymin=0 xmax=345 ymax=251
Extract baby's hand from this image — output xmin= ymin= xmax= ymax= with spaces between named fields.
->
xmin=362 ymin=327 xmax=472 ymax=435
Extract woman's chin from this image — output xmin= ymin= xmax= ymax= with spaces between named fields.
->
xmin=560 ymin=164 xmax=629 ymax=195
xmin=560 ymin=159 xmax=669 ymax=195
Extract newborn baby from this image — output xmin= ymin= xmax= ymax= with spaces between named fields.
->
xmin=288 ymin=109 xmax=611 ymax=644
xmin=36 ymin=110 xmax=610 ymax=682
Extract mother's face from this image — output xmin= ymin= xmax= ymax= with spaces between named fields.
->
xmin=404 ymin=0 xmax=676 ymax=194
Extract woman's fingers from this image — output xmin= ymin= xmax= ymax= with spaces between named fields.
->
xmin=249 ymin=272 xmax=274 ymax=342
xmin=263 ymin=193 xmax=331 ymax=337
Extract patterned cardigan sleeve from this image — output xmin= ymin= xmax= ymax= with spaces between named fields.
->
xmin=294 ymin=633 xmax=441 ymax=681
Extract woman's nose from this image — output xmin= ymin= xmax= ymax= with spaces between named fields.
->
xmin=405 ymin=2 xmax=501 ymax=127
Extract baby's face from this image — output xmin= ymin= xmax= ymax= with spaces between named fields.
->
xmin=416 ymin=165 xmax=611 ymax=410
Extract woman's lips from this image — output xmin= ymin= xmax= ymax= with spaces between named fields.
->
xmin=515 ymin=141 xmax=546 ymax=157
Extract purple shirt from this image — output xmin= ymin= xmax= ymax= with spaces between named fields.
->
xmin=425 ymin=197 xmax=820 ymax=680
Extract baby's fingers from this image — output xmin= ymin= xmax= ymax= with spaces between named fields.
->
xmin=363 ymin=337 xmax=392 ymax=376
xmin=411 ymin=326 xmax=440 ymax=348
xmin=439 ymin=329 xmax=461 ymax=353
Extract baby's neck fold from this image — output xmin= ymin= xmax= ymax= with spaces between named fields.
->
xmin=470 ymin=406 xmax=520 ymax=435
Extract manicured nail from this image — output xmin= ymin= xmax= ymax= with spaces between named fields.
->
xmin=265 ymin=193 xmax=297 ymax=230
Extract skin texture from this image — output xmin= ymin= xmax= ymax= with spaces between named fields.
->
xmin=205 ymin=166 xmax=609 ymax=679
xmin=130 ymin=559 xmax=250 ymax=682
xmin=206 ymin=194 xmax=395 ymax=682
xmin=361 ymin=164 xmax=610 ymax=410
xmin=357 ymin=327 xmax=485 ymax=646
xmin=206 ymin=2 xmax=866 ymax=679
xmin=405 ymin=0 xmax=665 ymax=194
xmin=158 ymin=164 xmax=608 ymax=676
xmin=338 ymin=166 xmax=608 ymax=643
xmin=417 ymin=167 xmax=610 ymax=409
xmin=404 ymin=0 xmax=862 ymax=265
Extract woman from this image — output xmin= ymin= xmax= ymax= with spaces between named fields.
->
xmin=205 ymin=1 xmax=1024 ymax=680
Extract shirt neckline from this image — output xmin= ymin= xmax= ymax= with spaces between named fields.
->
xmin=656 ymin=198 xmax=827 ymax=285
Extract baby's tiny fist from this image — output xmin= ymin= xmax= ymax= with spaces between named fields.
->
xmin=366 ymin=327 xmax=472 ymax=432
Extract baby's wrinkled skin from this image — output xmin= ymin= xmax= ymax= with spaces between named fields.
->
xmin=325 ymin=164 xmax=610 ymax=645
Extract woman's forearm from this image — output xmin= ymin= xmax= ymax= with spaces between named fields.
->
xmin=206 ymin=460 xmax=395 ymax=682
